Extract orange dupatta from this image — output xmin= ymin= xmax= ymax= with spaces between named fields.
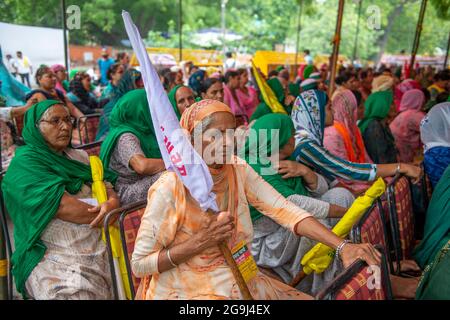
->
xmin=333 ymin=121 xmax=366 ymax=163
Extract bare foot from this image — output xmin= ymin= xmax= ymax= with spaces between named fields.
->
xmin=390 ymin=275 xmax=420 ymax=299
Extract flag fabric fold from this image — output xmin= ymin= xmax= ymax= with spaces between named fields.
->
xmin=90 ymin=155 xmax=131 ymax=299
xmin=300 ymin=178 xmax=387 ymax=275
xmin=251 ymin=61 xmax=288 ymax=115
xmin=122 ymin=10 xmax=218 ymax=213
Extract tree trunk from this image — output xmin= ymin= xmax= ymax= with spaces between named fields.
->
xmin=374 ymin=3 xmax=405 ymax=64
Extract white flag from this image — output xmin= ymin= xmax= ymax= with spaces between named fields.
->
xmin=122 ymin=11 xmax=218 ymax=212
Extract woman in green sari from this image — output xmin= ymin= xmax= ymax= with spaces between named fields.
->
xmin=2 ymin=100 xmax=119 ymax=299
xmin=414 ymin=165 xmax=450 ymax=299
xmin=250 ymin=78 xmax=296 ymax=122
xmin=100 ymin=89 xmax=165 ymax=205
xmin=242 ymin=113 xmax=354 ymax=295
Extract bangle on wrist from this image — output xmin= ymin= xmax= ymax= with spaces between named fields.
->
xmin=395 ymin=163 xmax=401 ymax=175
xmin=335 ymin=239 xmax=351 ymax=260
xmin=166 ymin=248 xmax=177 ymax=268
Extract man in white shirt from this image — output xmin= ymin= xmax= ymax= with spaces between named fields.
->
xmin=5 ymin=54 xmax=18 ymax=78
xmin=224 ymin=52 xmax=236 ymax=71
xmin=15 ymin=51 xmax=33 ymax=87
xmin=303 ymin=49 xmax=313 ymax=66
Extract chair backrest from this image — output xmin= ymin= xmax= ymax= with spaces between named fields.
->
xmin=77 ymin=113 xmax=101 ymax=145
xmin=387 ymin=175 xmax=415 ymax=262
xmin=351 ymin=198 xmax=388 ymax=250
xmin=118 ymin=202 xmax=147 ymax=298
xmin=13 ymin=114 xmax=24 ymax=137
xmin=103 ymin=200 xmax=146 ymax=300
xmin=0 ymin=172 xmax=13 ymax=300
xmin=316 ymin=245 xmax=392 ymax=300
xmin=73 ymin=140 xmax=102 ymax=157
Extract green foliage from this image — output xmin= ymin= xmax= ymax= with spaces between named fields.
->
xmin=0 ymin=0 xmax=449 ymax=60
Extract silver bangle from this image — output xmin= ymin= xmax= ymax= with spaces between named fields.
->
xmin=166 ymin=249 xmax=177 ymax=268
xmin=335 ymin=240 xmax=351 ymax=260
xmin=395 ymin=163 xmax=401 ymax=175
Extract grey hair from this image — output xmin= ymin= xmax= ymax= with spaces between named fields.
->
xmin=38 ymin=104 xmax=71 ymax=132
xmin=40 ymin=104 xmax=70 ymax=121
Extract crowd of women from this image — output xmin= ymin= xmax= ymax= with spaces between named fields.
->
xmin=1 ymin=54 xmax=450 ymax=300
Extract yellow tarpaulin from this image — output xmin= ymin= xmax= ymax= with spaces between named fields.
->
xmin=90 ymin=156 xmax=132 ymax=300
xmin=252 ymin=50 xmax=349 ymax=76
xmin=300 ymin=178 xmax=386 ymax=275
xmin=251 ymin=61 xmax=287 ymax=115
xmin=130 ymin=47 xmax=223 ymax=67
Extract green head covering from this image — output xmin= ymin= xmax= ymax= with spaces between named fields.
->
xmin=268 ymin=78 xmax=285 ymax=103
xmin=69 ymin=68 xmax=80 ymax=80
xmin=167 ymin=84 xmax=183 ymax=120
xmin=250 ymin=78 xmax=290 ymax=121
xmin=243 ymin=113 xmax=308 ymax=221
xmin=288 ymin=82 xmax=300 ymax=98
xmin=358 ymin=90 xmax=393 ymax=134
xmin=414 ymin=165 xmax=450 ymax=269
xmin=303 ymin=65 xmax=314 ymax=80
xmin=1 ymin=100 xmax=117 ymax=298
xmin=100 ymin=89 xmax=162 ymax=170
xmin=96 ymin=68 xmax=142 ymax=140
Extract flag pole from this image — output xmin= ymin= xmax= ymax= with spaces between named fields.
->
xmin=61 ymin=0 xmax=69 ymax=72
xmin=444 ymin=31 xmax=450 ymax=69
xmin=409 ymin=0 xmax=428 ymax=74
xmin=328 ymin=0 xmax=345 ymax=97
xmin=294 ymin=0 xmax=304 ymax=69
xmin=207 ymin=209 xmax=253 ymax=300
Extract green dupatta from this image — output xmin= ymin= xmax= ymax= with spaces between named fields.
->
xmin=96 ymin=68 xmax=142 ymax=140
xmin=168 ymin=84 xmax=183 ymax=120
xmin=100 ymin=89 xmax=162 ymax=170
xmin=414 ymin=165 xmax=450 ymax=269
xmin=243 ymin=113 xmax=308 ymax=221
xmin=1 ymin=100 xmax=117 ymax=298
xmin=358 ymin=90 xmax=393 ymax=134
xmin=250 ymin=78 xmax=291 ymax=121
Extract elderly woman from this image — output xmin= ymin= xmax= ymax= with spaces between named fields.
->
xmin=100 ymin=89 xmax=165 ymax=205
xmin=168 ymin=85 xmax=196 ymax=120
xmin=25 ymin=65 xmax=85 ymax=145
xmin=131 ymin=99 xmax=381 ymax=300
xmin=2 ymin=100 xmax=119 ymax=299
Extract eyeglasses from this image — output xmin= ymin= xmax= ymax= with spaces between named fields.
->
xmin=38 ymin=116 xmax=76 ymax=127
